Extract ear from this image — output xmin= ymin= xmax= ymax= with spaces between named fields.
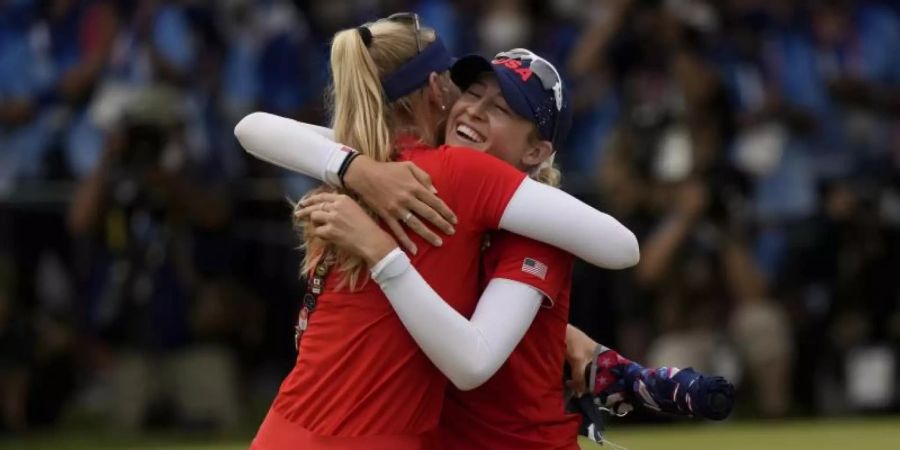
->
xmin=521 ymin=140 xmax=554 ymax=168
xmin=427 ymin=72 xmax=447 ymax=111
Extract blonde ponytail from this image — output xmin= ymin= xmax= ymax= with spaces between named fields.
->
xmin=330 ymin=28 xmax=394 ymax=165
xmin=298 ymin=20 xmax=439 ymax=290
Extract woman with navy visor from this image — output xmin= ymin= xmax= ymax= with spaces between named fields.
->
xmin=237 ymin=16 xmax=639 ymax=450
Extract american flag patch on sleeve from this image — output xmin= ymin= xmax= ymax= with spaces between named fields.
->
xmin=521 ymin=258 xmax=548 ymax=280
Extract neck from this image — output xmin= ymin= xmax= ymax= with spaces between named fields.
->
xmin=394 ymin=124 xmax=432 ymax=145
xmin=395 ymin=108 xmax=439 ymax=147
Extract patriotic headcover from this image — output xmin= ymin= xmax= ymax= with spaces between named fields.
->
xmin=450 ymin=49 xmax=573 ymax=150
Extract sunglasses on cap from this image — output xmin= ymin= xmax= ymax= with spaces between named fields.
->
xmin=493 ymin=48 xmax=564 ymax=144
xmin=493 ymin=48 xmax=564 ymax=112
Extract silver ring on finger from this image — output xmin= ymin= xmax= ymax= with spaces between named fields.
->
xmin=401 ymin=211 xmax=413 ymax=223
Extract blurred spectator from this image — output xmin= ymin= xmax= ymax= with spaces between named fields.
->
xmin=68 ymin=86 xmax=236 ymax=430
xmin=478 ymin=0 xmax=531 ymax=56
xmin=0 ymin=0 xmax=42 ymax=194
xmin=582 ymin=0 xmax=796 ymax=417
xmin=40 ymin=0 xmax=117 ymax=178
xmin=602 ymin=172 xmax=793 ymax=417
xmin=216 ymin=0 xmax=327 ymax=196
xmin=810 ymin=0 xmax=900 ymax=174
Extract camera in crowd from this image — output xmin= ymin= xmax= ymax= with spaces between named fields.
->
xmin=100 ymin=86 xmax=187 ymax=211
xmin=119 ymin=120 xmax=168 ymax=173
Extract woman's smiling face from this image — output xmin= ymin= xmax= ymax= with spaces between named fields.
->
xmin=444 ymin=73 xmax=539 ymax=169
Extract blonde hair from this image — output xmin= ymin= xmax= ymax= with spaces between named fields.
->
xmin=525 ymin=128 xmax=562 ymax=188
xmin=297 ymin=19 xmax=448 ymax=290
xmin=531 ymin=152 xmax=562 ymax=188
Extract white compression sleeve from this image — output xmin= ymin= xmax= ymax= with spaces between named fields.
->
xmin=297 ymin=122 xmax=335 ymax=141
xmin=235 ymin=113 xmax=640 ymax=269
xmin=371 ymin=248 xmax=542 ymax=390
xmin=234 ymin=112 xmax=346 ymax=186
xmin=499 ymin=177 xmax=640 ymax=269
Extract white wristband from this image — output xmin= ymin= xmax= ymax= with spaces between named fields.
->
xmin=370 ymin=248 xmax=409 ymax=282
xmin=324 ymin=148 xmax=350 ymax=187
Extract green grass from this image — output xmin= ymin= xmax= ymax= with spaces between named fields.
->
xmin=2 ymin=417 xmax=898 ymax=450
xmin=582 ymin=417 xmax=900 ymax=450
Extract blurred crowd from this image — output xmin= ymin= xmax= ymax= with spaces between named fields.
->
xmin=1 ymin=0 xmax=898 ymax=435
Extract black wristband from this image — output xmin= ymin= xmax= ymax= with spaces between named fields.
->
xmin=338 ymin=151 xmax=361 ymax=188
